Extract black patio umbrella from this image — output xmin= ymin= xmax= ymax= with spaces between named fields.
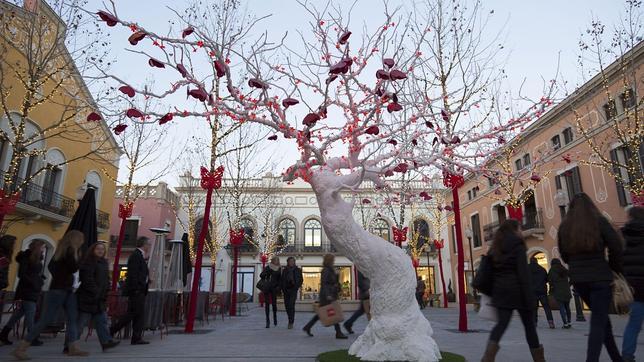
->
xmin=66 ymin=187 xmax=98 ymax=252
xmin=181 ymin=233 xmax=192 ymax=286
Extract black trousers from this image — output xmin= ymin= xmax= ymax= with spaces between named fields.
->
xmin=489 ymin=308 xmax=540 ymax=349
xmin=283 ymin=289 xmax=298 ymax=324
xmin=345 ymin=300 xmax=365 ymax=327
xmin=304 ymin=314 xmax=341 ymax=334
xmin=574 ymin=281 xmax=621 ymax=362
xmin=111 ymin=292 xmax=146 ymax=341
xmin=264 ymin=291 xmax=278 ymax=322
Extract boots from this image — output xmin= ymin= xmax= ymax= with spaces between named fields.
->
xmin=0 ymin=326 xmax=12 ymax=345
xmin=10 ymin=340 xmax=31 ymax=360
xmin=101 ymin=340 xmax=120 ymax=352
xmin=273 ymin=310 xmax=277 ymax=326
xmin=334 ymin=324 xmax=348 ymax=339
xmin=302 ymin=319 xmax=314 ymax=336
xmin=481 ymin=341 xmax=499 ymax=362
xmin=67 ymin=341 xmax=89 ymax=357
xmin=547 ymin=320 xmax=555 ymax=329
xmin=530 ymin=345 xmax=545 ymax=362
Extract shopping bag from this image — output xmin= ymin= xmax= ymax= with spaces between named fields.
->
xmin=478 ymin=293 xmax=497 ymax=322
xmin=317 ymin=301 xmax=344 ymax=326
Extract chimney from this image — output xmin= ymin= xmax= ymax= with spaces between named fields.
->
xmin=23 ymin=0 xmax=39 ymax=12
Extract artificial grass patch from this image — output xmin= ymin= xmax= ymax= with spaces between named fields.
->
xmin=316 ymin=349 xmax=465 ymax=362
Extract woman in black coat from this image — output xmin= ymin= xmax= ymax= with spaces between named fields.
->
xmin=77 ymin=242 xmax=119 ymax=351
xmin=621 ymin=206 xmax=644 ymax=362
xmin=302 ymin=254 xmax=347 ymax=339
xmin=259 ymin=256 xmax=282 ymax=328
xmin=558 ymin=193 xmax=623 ymax=362
xmin=482 ymin=219 xmax=543 ymax=362
xmin=548 ymin=258 xmax=572 ymax=328
xmin=0 ymin=240 xmax=45 ymax=346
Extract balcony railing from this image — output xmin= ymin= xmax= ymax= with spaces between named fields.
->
xmin=483 ymin=208 xmax=545 ymax=242
xmin=1 ymin=173 xmax=75 ymax=219
xmin=97 ymin=210 xmax=110 ymax=230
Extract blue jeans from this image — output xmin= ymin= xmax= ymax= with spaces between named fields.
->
xmin=79 ymin=311 xmax=111 ymax=344
xmin=557 ymin=300 xmax=571 ymax=325
xmin=2 ymin=301 xmax=36 ymax=334
xmin=344 ymin=300 xmax=366 ymax=327
xmin=574 ymin=281 xmax=622 ymax=362
xmin=622 ymin=301 xmax=644 ymax=359
xmin=25 ymin=290 xmax=79 ymax=343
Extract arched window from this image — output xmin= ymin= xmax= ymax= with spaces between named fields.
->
xmin=240 ymin=217 xmax=255 ymax=244
xmin=413 ymin=218 xmax=430 ymax=250
xmin=278 ymin=218 xmax=296 ymax=245
xmin=370 ymin=218 xmax=390 ymax=241
xmin=42 ymin=149 xmax=66 ymax=205
xmin=304 ymin=219 xmax=322 ymax=247
xmin=85 ymin=171 xmax=102 ymax=207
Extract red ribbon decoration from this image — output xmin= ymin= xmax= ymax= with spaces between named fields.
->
xmin=433 ymin=239 xmax=444 ymax=250
xmin=442 ymin=170 xmax=464 ymax=189
xmin=260 ymin=253 xmax=268 ymax=264
xmin=392 ymin=226 xmax=408 ymax=244
xmin=118 ymin=202 xmax=134 ymax=219
xmin=0 ymin=190 xmax=20 ymax=215
xmin=230 ymin=228 xmax=245 ymax=246
xmin=200 ymin=165 xmax=225 ymax=190
xmin=411 ymin=257 xmax=420 ymax=268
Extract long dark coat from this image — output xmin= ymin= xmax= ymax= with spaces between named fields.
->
xmin=124 ymin=249 xmax=149 ymax=296
xmin=622 ymin=217 xmax=644 ymax=302
xmin=548 ymin=259 xmax=572 ymax=302
xmin=529 ymin=259 xmax=548 ymax=296
xmin=78 ymin=257 xmax=110 ymax=314
xmin=491 ymin=235 xmax=534 ymax=310
xmin=318 ymin=266 xmax=340 ymax=307
xmin=281 ymin=265 xmax=303 ymax=292
xmin=260 ymin=265 xmax=282 ymax=294
xmin=14 ymin=250 xmax=44 ymax=302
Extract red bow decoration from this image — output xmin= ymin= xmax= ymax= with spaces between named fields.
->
xmin=392 ymin=226 xmax=408 ymax=243
xmin=200 ymin=165 xmax=224 ymax=190
xmin=0 ymin=190 xmax=20 ymax=215
xmin=411 ymin=257 xmax=420 ymax=268
xmin=433 ymin=239 xmax=444 ymax=250
xmin=631 ymin=191 xmax=644 ymax=207
xmin=260 ymin=253 xmax=268 ymax=264
xmin=442 ymin=170 xmax=464 ymax=188
xmin=118 ymin=202 xmax=134 ymax=219
xmin=230 ymin=228 xmax=245 ymax=247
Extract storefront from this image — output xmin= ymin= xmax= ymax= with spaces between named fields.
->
xmin=301 ymin=266 xmax=353 ymax=301
xmin=416 ymin=266 xmax=436 ymax=294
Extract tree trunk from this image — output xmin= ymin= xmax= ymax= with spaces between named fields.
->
xmin=311 ymin=171 xmax=441 ymax=362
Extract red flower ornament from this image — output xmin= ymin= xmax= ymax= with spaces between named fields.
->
xmin=200 ymin=165 xmax=225 ymax=190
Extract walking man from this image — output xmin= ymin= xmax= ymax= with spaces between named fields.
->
xmin=110 ymin=237 xmax=151 ymax=344
xmin=529 ymin=256 xmax=555 ymax=328
xmin=343 ymin=270 xmax=370 ymax=334
xmin=281 ymin=257 xmax=303 ymax=329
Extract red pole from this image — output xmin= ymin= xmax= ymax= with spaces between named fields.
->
xmin=111 ymin=217 xmax=127 ymax=291
xmin=438 ymin=246 xmax=448 ymax=308
xmin=452 ymin=186 xmax=468 ymax=332
xmin=229 ymin=245 xmax=239 ymax=316
xmin=185 ymin=187 xmax=214 ymax=333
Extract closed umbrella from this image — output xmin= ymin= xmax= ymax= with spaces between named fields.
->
xmin=66 ymin=187 xmax=98 ymax=252
xmin=181 ymin=233 xmax=192 ymax=286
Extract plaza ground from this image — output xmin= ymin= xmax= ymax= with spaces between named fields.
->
xmin=1 ymin=304 xmax=642 ymax=361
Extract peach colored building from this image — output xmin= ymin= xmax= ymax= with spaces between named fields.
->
xmin=446 ymin=41 xmax=643 ymax=302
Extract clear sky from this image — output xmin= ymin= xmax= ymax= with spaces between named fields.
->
xmin=83 ymin=0 xmax=627 ymax=187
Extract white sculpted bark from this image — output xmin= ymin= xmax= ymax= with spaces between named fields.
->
xmin=311 ymin=170 xmax=441 ymax=362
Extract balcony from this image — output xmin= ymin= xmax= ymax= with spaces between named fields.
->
xmin=483 ymin=208 xmax=545 ymax=242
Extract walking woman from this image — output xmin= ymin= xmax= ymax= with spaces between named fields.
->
xmin=77 ymin=242 xmax=120 ymax=351
xmin=281 ymin=256 xmax=303 ymax=329
xmin=0 ymin=239 xmax=43 ymax=346
xmin=302 ymin=254 xmax=347 ymax=339
xmin=11 ymin=230 xmax=88 ymax=360
xmin=260 ymin=256 xmax=282 ymax=328
xmin=621 ymin=206 xmax=644 ymax=362
xmin=558 ymin=193 xmax=623 ymax=362
xmin=481 ymin=219 xmax=544 ymax=362
xmin=548 ymin=258 xmax=572 ymax=329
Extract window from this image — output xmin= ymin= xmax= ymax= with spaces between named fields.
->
xmin=304 ymin=219 xmax=322 ymax=247
xmin=467 ymin=190 xmax=472 ymax=200
xmin=488 ymin=177 xmax=496 ymax=187
xmin=620 ymin=88 xmax=635 ymax=109
xmin=555 ymin=166 xmax=583 ymax=202
xmin=470 ymin=214 xmax=482 ymax=248
xmin=562 ymin=127 xmax=574 ymax=145
xmin=551 ymin=135 xmax=561 ymax=150
xmin=472 ymin=186 xmax=479 ymax=198
xmin=42 ymin=166 xmax=61 ymax=205
xmin=413 ymin=219 xmax=430 ymax=250
xmin=515 ymin=159 xmax=523 ymax=171
xmin=450 ymin=224 xmax=457 ymax=253
xmin=370 ymin=218 xmax=390 ymax=241
xmin=123 ymin=219 xmax=139 ymax=247
xmin=603 ymin=99 xmax=617 ymax=119
xmin=278 ymin=218 xmax=296 ymax=245
xmin=240 ymin=218 xmax=255 ymax=245
xmin=610 ymin=144 xmax=644 ymax=206
xmin=522 ymin=154 xmax=531 ymax=168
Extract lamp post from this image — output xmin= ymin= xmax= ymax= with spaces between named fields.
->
xmin=464 ymin=227 xmax=476 ymax=299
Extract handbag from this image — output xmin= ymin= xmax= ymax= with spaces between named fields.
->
xmin=472 ymin=254 xmax=494 ymax=295
xmin=256 ymin=278 xmax=270 ymax=293
xmin=478 ymin=293 xmax=497 ymax=322
xmin=612 ymin=272 xmax=634 ymax=315
xmin=316 ymin=301 xmax=344 ymax=326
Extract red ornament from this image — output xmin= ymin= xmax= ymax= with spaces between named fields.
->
xmin=260 ymin=253 xmax=269 ymax=264
xmin=248 ymin=78 xmax=268 ymax=89
xmin=376 ymin=69 xmax=390 ymax=80
xmin=365 ymin=125 xmax=380 ymax=135
xmin=282 ymin=98 xmax=299 ymax=108
xmin=388 ymin=139 xmax=398 ymax=146
xmin=425 ymin=121 xmax=434 ymax=129
xmin=159 ymin=113 xmax=173 ymax=125
xmin=148 ymin=58 xmax=165 ymax=68
xmin=329 ymin=59 xmax=351 ymax=75
xmin=182 ymin=27 xmax=194 ymax=38
xmin=303 ymin=113 xmax=320 ymax=127
xmin=267 ymin=135 xmax=278 ymax=141
xmin=200 ymin=165 xmax=225 ymax=190
xmin=530 ymin=174 xmax=542 ymax=182
xmin=86 ymin=112 xmax=102 ymax=122
xmin=338 ymin=31 xmax=352 ymax=45
xmin=387 ymin=102 xmax=402 ymax=113
xmin=384 ymin=170 xmax=394 ymax=177
xmin=442 ymin=171 xmax=464 ymax=188
xmin=96 ymin=11 xmax=117 ymax=27
xmin=433 ymin=239 xmax=445 ymax=249
xmin=390 ymin=69 xmax=407 ymax=80
xmin=393 ymin=163 xmax=408 ymax=173
xmin=113 ymin=124 xmax=127 ymax=135
xmin=188 ymin=88 xmax=208 ymax=102
xmin=126 ymin=108 xmax=143 ymax=118
xmin=362 ymin=198 xmax=371 ymax=204
xmin=441 ymin=109 xmax=450 ymax=121
xmin=444 ymin=205 xmax=453 ymax=212
xmin=118 ymin=202 xmax=134 ymax=219
xmin=392 ymin=226 xmax=408 ymax=243
xmin=119 ymin=85 xmax=136 ymax=98
xmin=177 ymin=63 xmax=189 ymax=78
xmin=214 ymin=60 xmax=227 ymax=77
xmin=383 ymin=58 xmax=395 ymax=68
xmin=128 ymin=31 xmax=146 ymax=45
xmin=412 ymin=258 xmax=420 ymax=268
xmin=230 ymin=228 xmax=245 ymax=246
xmin=326 ymin=75 xmax=338 ymax=84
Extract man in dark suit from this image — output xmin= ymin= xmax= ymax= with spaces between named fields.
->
xmin=110 ymin=236 xmax=151 ymax=344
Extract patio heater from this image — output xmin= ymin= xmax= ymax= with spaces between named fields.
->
xmin=148 ymin=227 xmax=170 ymax=291
xmin=165 ymin=239 xmax=185 ymax=293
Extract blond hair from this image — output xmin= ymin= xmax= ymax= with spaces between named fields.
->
xmin=53 ymin=230 xmax=84 ymax=262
